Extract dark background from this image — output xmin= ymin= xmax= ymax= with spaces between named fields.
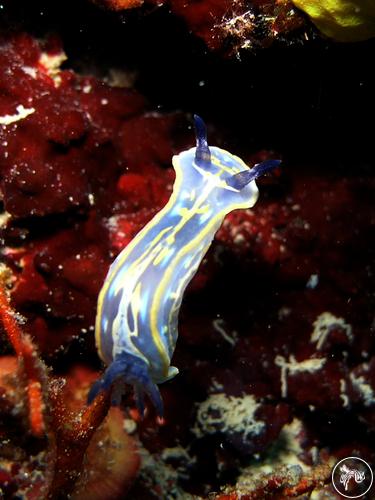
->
xmin=1 ymin=0 xmax=374 ymax=173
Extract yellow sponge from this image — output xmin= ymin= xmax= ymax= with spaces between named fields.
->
xmin=293 ymin=0 xmax=375 ymax=41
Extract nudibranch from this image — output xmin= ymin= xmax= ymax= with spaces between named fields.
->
xmin=88 ymin=116 xmax=280 ymax=416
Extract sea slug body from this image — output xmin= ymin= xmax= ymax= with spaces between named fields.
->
xmin=88 ymin=115 xmax=280 ymax=416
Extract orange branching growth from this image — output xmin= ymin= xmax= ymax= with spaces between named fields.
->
xmin=0 ymin=276 xmax=45 ymax=436
xmin=0 ymin=276 xmax=23 ymax=355
xmin=0 ymin=273 xmax=135 ymax=495
xmin=48 ymin=372 xmax=112 ymax=497
xmin=22 ymin=335 xmax=46 ymax=436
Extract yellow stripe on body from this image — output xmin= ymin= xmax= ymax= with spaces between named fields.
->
xmin=95 ymin=282 xmax=109 ymax=359
xmin=153 ymin=246 xmax=172 ymax=266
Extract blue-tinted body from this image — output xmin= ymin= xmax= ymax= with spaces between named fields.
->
xmin=88 ymin=117 xmax=279 ymax=416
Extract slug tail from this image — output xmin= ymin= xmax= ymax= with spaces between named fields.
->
xmin=87 ymin=352 xmax=164 ymax=417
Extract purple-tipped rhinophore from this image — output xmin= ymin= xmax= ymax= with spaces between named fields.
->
xmin=227 ymin=159 xmax=281 ymax=190
xmin=194 ymin=114 xmax=211 ymax=168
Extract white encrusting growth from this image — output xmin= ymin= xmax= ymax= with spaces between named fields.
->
xmin=39 ymin=51 xmax=67 ymax=86
xmin=350 ymin=370 xmax=375 ymax=407
xmin=0 ymin=104 xmax=35 ymax=125
xmin=306 ymin=273 xmax=319 ymax=289
xmin=339 ymin=378 xmax=349 ymax=408
xmin=212 ymin=318 xmax=237 ymax=345
xmin=192 ymin=393 xmax=265 ymax=439
xmin=310 ymin=312 xmax=353 ymax=350
xmin=275 ymin=355 xmax=326 ymax=398
xmin=0 ymin=211 xmax=11 ymax=228
xmin=22 ymin=66 xmax=37 ymax=78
